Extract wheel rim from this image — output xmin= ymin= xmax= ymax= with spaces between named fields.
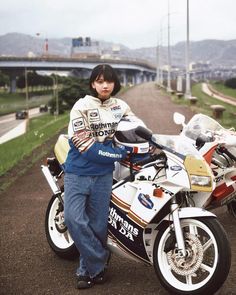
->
xmin=48 ymin=194 xmax=74 ymax=249
xmin=157 ymin=219 xmax=218 ymax=292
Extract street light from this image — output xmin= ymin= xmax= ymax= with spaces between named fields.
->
xmin=51 ymin=74 xmax=59 ymax=116
xmin=25 ymin=67 xmax=29 ymax=117
xmin=167 ymin=0 xmax=172 ymax=93
xmin=157 ymin=2 xmax=177 ymax=91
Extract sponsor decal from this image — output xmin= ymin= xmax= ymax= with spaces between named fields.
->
xmin=88 ymin=109 xmax=100 ymax=122
xmin=111 ymin=105 xmax=121 ymax=111
xmin=76 ymin=129 xmax=91 ymax=139
xmin=98 ymin=150 xmax=122 ymax=159
xmin=138 ymin=193 xmax=154 ymax=209
xmin=72 ymin=117 xmax=85 ymax=132
xmin=90 ymin=122 xmax=118 ymax=137
xmin=108 ymin=208 xmax=139 ymax=241
xmin=113 ymin=113 xmax=123 ymax=120
xmin=170 ymin=165 xmax=182 ymax=171
xmin=90 ymin=122 xmax=118 ymax=130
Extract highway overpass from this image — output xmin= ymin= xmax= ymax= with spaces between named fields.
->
xmin=0 ymin=56 xmax=157 ymax=92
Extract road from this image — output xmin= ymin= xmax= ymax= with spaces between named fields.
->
xmin=0 ymin=82 xmax=235 ymax=295
xmin=202 ymin=83 xmax=236 ymax=107
xmin=0 ymin=108 xmax=42 ymax=144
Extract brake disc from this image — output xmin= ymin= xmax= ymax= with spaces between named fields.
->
xmin=167 ymin=233 xmax=204 ymax=276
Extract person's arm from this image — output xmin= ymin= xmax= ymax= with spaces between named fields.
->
xmin=68 ymin=107 xmax=127 ymax=164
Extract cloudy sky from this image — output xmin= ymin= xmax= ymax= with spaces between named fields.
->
xmin=0 ymin=0 xmax=235 ymax=49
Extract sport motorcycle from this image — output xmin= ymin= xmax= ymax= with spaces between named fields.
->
xmin=41 ymin=125 xmax=231 ymax=295
xmin=173 ymin=112 xmax=236 ymax=217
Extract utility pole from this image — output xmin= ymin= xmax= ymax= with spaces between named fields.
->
xmin=167 ymin=0 xmax=172 ymax=93
xmin=25 ymin=67 xmax=29 ymax=118
xmin=185 ymin=0 xmax=192 ymax=98
xmin=156 ymin=41 xmax=160 ymax=85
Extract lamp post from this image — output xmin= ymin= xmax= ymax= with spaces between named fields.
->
xmin=51 ymin=74 xmax=59 ymax=116
xmin=185 ymin=0 xmax=192 ymax=99
xmin=167 ymin=0 xmax=172 ymax=93
xmin=25 ymin=67 xmax=29 ymax=117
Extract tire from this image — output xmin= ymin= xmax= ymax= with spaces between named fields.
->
xmin=153 ymin=217 xmax=231 ymax=295
xmin=45 ymin=192 xmax=78 ymax=259
xmin=227 ymin=199 xmax=236 ymax=218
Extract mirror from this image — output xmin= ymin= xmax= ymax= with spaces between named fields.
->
xmin=173 ymin=112 xmax=185 ymax=125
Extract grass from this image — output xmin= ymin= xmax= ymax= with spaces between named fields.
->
xmin=0 ymin=92 xmax=53 ymax=115
xmin=171 ymin=83 xmax=236 ymax=129
xmin=210 ymin=81 xmax=236 ymax=99
xmin=0 ymin=112 xmax=69 ymax=177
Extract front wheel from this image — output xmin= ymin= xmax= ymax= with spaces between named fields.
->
xmin=45 ymin=192 xmax=78 ymax=259
xmin=153 ymin=217 xmax=231 ymax=295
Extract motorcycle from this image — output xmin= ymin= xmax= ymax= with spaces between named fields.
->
xmin=173 ymin=112 xmax=236 ymax=217
xmin=41 ymin=126 xmax=231 ymax=295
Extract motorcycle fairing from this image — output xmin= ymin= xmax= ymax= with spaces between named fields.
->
xmin=108 ymin=202 xmax=150 ymax=263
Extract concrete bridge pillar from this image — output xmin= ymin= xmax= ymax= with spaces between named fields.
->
xmin=3 ymin=69 xmax=23 ymax=93
xmin=135 ymin=71 xmax=143 ymax=84
xmin=10 ymin=76 xmax=17 ymax=93
xmin=119 ymin=70 xmax=127 ymax=86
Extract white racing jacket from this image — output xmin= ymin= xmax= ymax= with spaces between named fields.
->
xmin=65 ymin=95 xmax=134 ymax=175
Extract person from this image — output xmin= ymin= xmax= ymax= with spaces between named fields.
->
xmin=64 ymin=64 xmax=136 ymax=289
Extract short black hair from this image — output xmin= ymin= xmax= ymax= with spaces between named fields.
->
xmin=89 ymin=64 xmax=121 ymax=97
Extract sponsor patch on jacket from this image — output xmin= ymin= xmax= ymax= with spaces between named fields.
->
xmin=138 ymin=193 xmax=154 ymax=209
xmin=111 ymin=105 xmax=121 ymax=111
xmin=88 ymin=109 xmax=100 ymax=122
xmin=72 ymin=117 xmax=85 ymax=132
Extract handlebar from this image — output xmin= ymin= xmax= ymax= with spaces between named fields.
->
xmin=134 ymin=152 xmax=167 ymax=166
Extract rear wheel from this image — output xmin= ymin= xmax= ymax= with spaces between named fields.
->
xmin=45 ymin=192 xmax=78 ymax=259
xmin=153 ymin=217 xmax=231 ymax=295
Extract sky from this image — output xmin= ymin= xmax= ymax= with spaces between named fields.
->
xmin=0 ymin=0 xmax=236 ymax=49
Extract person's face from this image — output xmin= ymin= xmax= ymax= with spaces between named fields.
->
xmin=92 ymin=75 xmax=115 ymax=100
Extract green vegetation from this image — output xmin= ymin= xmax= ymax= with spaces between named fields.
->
xmin=0 ymin=92 xmax=53 ymax=115
xmin=210 ymin=81 xmax=236 ymax=99
xmin=0 ymin=113 xmax=69 ymax=178
xmin=172 ymin=83 xmax=236 ymax=129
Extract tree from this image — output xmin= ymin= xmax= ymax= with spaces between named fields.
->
xmin=0 ymin=71 xmax=9 ymax=87
xmin=59 ymin=77 xmax=90 ymax=109
xmin=224 ymin=77 xmax=236 ymax=89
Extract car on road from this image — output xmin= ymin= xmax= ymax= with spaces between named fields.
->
xmin=39 ymin=104 xmax=48 ymax=112
xmin=15 ymin=110 xmax=28 ymax=120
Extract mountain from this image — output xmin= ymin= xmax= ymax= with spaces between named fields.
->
xmin=0 ymin=33 xmax=236 ymax=67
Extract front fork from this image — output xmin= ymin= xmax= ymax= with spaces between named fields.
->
xmin=41 ymin=165 xmax=64 ymax=205
xmin=171 ymin=197 xmax=186 ymax=257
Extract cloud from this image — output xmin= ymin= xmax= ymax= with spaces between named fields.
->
xmin=0 ymin=0 xmax=235 ymax=49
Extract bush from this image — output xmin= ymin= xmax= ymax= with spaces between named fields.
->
xmin=224 ymin=77 xmax=236 ymax=89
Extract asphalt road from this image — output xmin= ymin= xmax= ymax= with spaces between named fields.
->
xmin=0 ymin=107 xmax=42 ymax=138
xmin=0 ymin=82 xmax=235 ymax=295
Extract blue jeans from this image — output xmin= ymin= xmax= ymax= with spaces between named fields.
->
xmin=64 ymin=173 xmax=112 ymax=278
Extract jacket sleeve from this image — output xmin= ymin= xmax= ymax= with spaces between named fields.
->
xmin=80 ymin=140 xmax=127 ymax=164
xmin=68 ymin=107 xmax=127 ymax=164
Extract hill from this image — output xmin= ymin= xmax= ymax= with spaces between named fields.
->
xmin=0 ymin=33 xmax=236 ymax=67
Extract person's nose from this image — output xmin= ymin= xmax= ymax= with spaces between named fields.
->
xmin=102 ymin=81 xmax=108 ymax=88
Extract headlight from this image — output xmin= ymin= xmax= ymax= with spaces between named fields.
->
xmin=190 ymin=175 xmax=212 ymax=186
xmin=184 ymin=155 xmax=214 ymax=192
